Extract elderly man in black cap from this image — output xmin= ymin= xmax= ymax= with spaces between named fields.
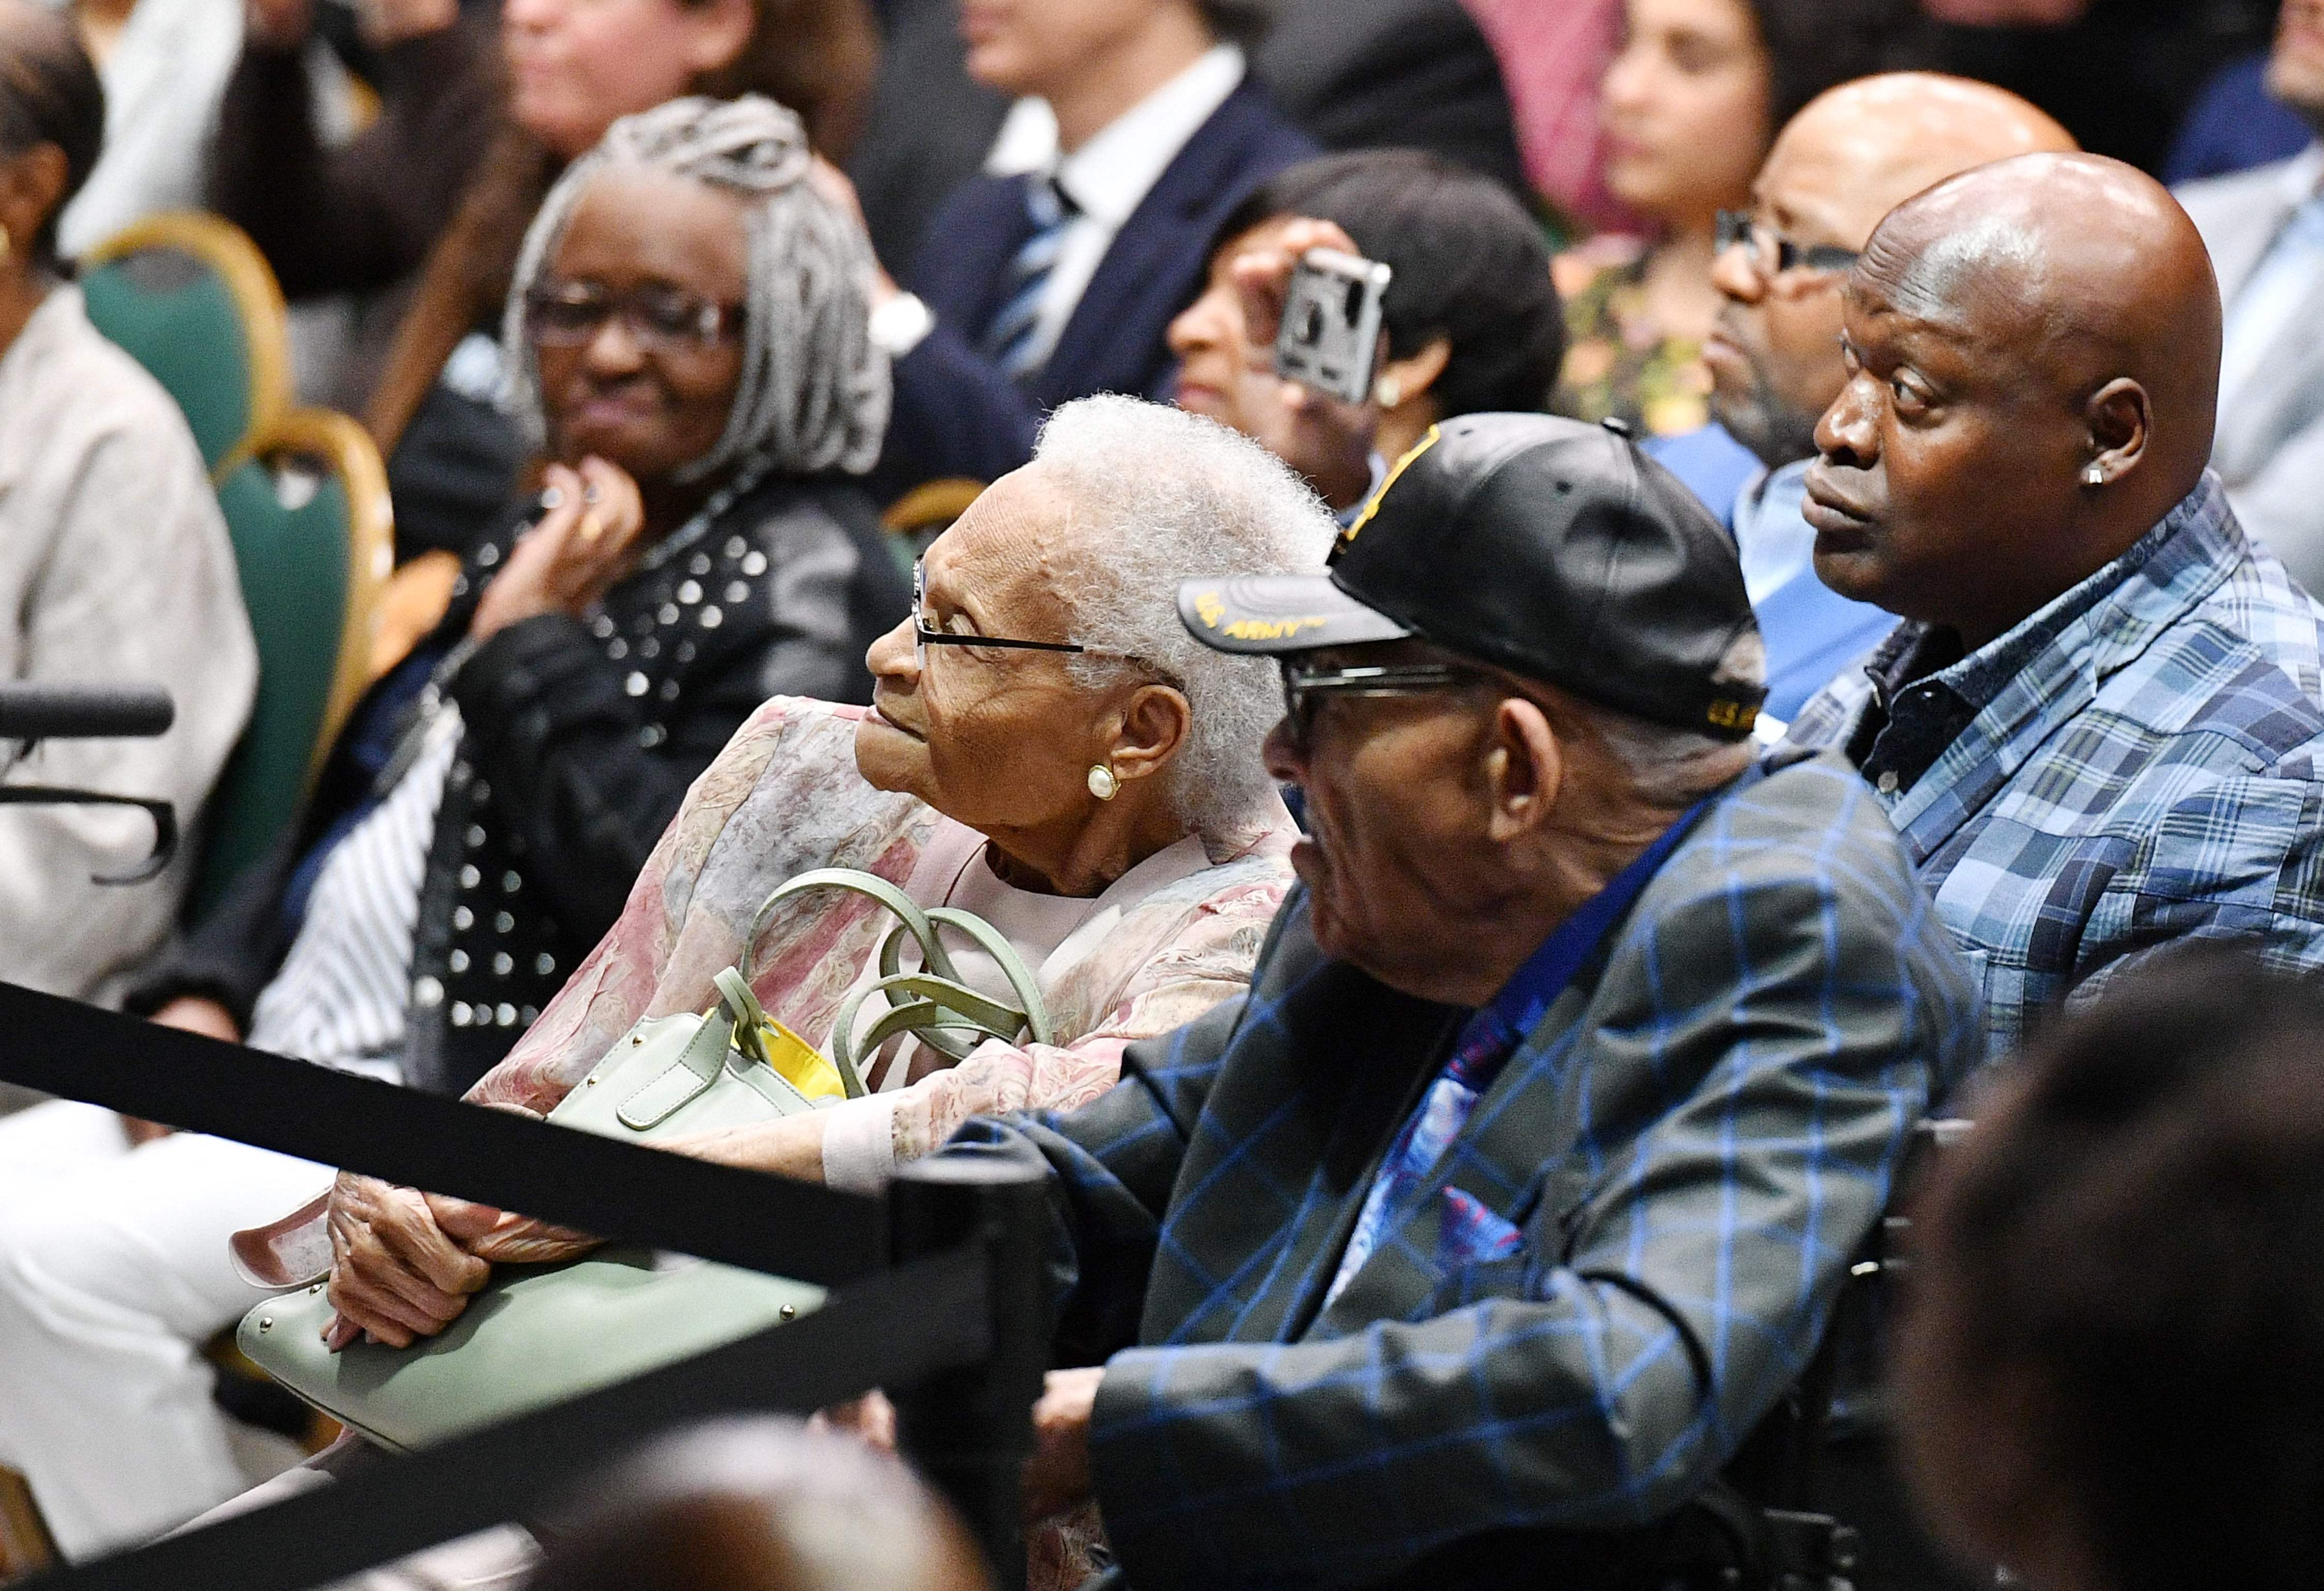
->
xmin=930 ymin=411 xmax=1983 ymax=1590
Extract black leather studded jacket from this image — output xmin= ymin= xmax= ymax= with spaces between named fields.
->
xmin=130 ymin=470 xmax=909 ymax=1097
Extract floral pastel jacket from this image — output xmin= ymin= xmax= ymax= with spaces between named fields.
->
xmin=466 ymin=695 xmax=1296 ymax=1167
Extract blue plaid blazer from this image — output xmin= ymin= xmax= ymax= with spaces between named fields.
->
xmin=1786 ymin=474 xmax=2324 ymax=1057
xmin=944 ymin=749 xmax=1981 ymax=1589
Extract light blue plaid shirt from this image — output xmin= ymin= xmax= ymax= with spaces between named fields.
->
xmin=1786 ymin=473 xmax=2324 ymax=1057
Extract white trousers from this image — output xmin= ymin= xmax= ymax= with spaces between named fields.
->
xmin=0 ymin=1100 xmax=334 ymax=1558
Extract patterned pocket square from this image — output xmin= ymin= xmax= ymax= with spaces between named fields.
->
xmin=1438 ymin=1186 xmax=1525 ymax=1266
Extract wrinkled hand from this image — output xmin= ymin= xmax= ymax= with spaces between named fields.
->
xmin=469 ymin=458 xmax=648 ymax=643
xmin=1226 ymin=216 xmax=1380 ymax=512
xmin=324 ymin=1172 xmax=491 ymax=1350
xmin=1020 ymin=1366 xmax=1104 ymax=1523
xmin=422 ymin=1193 xmax=602 ymax=1266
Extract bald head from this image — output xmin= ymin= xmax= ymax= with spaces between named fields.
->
xmin=1802 ymin=153 xmax=2226 ymax=649
xmin=1769 ymin=75 xmax=2075 ymax=254
xmin=1863 ymin=152 xmax=2221 ymax=496
xmin=1708 ymin=75 xmax=2076 ymax=468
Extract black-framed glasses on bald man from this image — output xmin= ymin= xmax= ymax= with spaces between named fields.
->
xmin=524 ymin=280 xmax=746 ymax=353
xmin=1715 ymin=211 xmax=1860 ymax=280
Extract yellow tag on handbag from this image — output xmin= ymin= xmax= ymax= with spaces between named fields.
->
xmin=749 ymin=1016 xmax=851 ymax=1104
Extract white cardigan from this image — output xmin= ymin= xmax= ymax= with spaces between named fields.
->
xmin=0 ymin=287 xmax=256 ymax=1003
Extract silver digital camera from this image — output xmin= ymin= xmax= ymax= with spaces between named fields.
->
xmin=1273 ymin=246 xmax=1393 ymax=406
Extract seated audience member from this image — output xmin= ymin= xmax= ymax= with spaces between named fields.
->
xmin=1704 ymin=73 xmax=2074 ymax=722
xmin=853 ymin=0 xmax=1314 ymax=498
xmin=211 ymin=0 xmax=876 ymax=564
xmin=532 ymin=1419 xmax=990 ymax=1591
xmin=1167 ymin=149 xmax=1564 ymax=518
xmin=1895 ymin=950 xmax=2324 ymax=1591
xmin=931 ymin=413 xmax=1981 ymax=1589
xmin=2176 ymin=0 xmax=2324 ymax=593
xmin=280 ymin=398 xmax=1323 ymax=1355
xmin=1785 ymin=153 xmax=2324 ymax=1056
xmin=844 ymin=0 xmax=1520 ymax=283
xmin=0 ymin=95 xmax=897 ymax=1556
xmin=0 ymin=2 xmax=256 ymax=1003
xmin=1554 ymin=0 xmax=1926 ymax=435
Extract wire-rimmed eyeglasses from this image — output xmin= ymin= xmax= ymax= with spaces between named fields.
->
xmin=1278 ymin=660 xmax=1483 ymax=750
xmin=1715 ymin=211 xmax=1861 ymax=281
xmin=909 ymin=561 xmax=1171 ymax=683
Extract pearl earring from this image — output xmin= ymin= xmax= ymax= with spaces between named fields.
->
xmin=1087 ymin=764 xmax=1118 ymax=800
xmin=1374 ymin=373 xmax=1403 ymax=409
xmin=2082 ymin=464 xmax=2105 ymax=487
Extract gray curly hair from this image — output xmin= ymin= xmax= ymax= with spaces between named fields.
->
xmin=501 ymin=94 xmax=890 ymax=481
xmin=1031 ymin=397 xmax=1338 ymax=840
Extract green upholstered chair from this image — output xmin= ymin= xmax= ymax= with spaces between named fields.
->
xmin=191 ymin=410 xmax=393 ymax=921
xmin=80 ymin=212 xmax=291 ymax=480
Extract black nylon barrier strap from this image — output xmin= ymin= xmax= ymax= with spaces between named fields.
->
xmin=0 ymin=982 xmax=885 ymax=1287
xmin=20 ymin=1247 xmax=991 ymax=1591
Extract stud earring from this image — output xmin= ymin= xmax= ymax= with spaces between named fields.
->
xmin=2082 ymin=464 xmax=2105 ymax=487
xmin=1087 ymin=764 xmax=1119 ymax=800
xmin=1374 ymin=373 xmax=1403 ymax=409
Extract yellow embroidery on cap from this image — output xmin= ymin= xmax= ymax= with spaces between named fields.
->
xmin=1221 ymin=616 xmax=1331 ymax=642
xmin=1339 ymin=424 xmax=1443 ymax=546
xmin=1706 ymin=699 xmax=1758 ymax=733
xmin=1195 ymin=591 xmax=1226 ymax=628
xmin=744 ymin=1016 xmax=851 ymax=1103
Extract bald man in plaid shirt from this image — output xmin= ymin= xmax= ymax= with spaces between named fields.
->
xmin=934 ymin=413 xmax=1980 ymax=1589
xmin=1786 ymin=155 xmax=2324 ymax=1056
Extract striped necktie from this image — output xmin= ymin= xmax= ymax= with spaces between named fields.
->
xmin=980 ymin=176 xmax=1078 ymax=379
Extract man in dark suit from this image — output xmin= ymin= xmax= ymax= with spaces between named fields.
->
xmin=934 ymin=414 xmax=1982 ymax=1588
xmin=845 ymin=0 xmax=1524 ymax=340
xmin=856 ymin=0 xmax=1315 ymax=498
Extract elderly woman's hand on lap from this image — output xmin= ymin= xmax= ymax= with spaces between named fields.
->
xmin=323 ymin=1172 xmax=491 ymax=1349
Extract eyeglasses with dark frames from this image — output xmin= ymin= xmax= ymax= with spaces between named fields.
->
xmin=1715 ymin=211 xmax=1861 ymax=280
xmin=909 ymin=561 xmax=1170 ymax=681
xmin=525 ymin=280 xmax=746 ymax=353
xmin=1278 ymin=660 xmax=1484 ymax=749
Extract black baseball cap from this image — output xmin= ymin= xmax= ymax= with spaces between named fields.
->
xmin=1176 ymin=413 xmax=1766 ymax=741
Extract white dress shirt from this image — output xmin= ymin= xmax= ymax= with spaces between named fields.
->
xmin=980 ymin=44 xmax=1247 ymax=373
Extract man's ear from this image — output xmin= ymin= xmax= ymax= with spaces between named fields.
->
xmin=1105 ymin=683 xmax=1194 ymax=792
xmin=2082 ymin=376 xmax=2152 ymax=488
xmin=1484 ymin=696 xmax=1561 ymax=844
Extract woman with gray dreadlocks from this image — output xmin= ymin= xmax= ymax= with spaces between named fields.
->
xmin=0 ymin=96 xmax=905 ymax=1552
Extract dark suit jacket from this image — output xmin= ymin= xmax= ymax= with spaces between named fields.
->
xmin=847 ymin=0 xmax=1522 ymax=282
xmin=872 ymin=78 xmax=1315 ymax=496
xmin=945 ymin=749 xmax=1983 ymax=1589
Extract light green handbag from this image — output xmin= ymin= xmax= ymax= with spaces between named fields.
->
xmin=238 ymin=868 xmax=1053 ymax=1452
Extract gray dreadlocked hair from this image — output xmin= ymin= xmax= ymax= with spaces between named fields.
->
xmin=501 ymin=94 xmax=890 ymax=481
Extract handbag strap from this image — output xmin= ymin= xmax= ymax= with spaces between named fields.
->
xmin=714 ymin=966 xmax=867 ymax=1101
xmin=739 ymin=866 xmax=1057 ymax=1085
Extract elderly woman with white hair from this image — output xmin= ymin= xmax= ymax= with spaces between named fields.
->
xmin=296 ymin=387 xmax=1334 ymax=1352
xmin=0 ymin=92 xmax=905 ymax=1557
